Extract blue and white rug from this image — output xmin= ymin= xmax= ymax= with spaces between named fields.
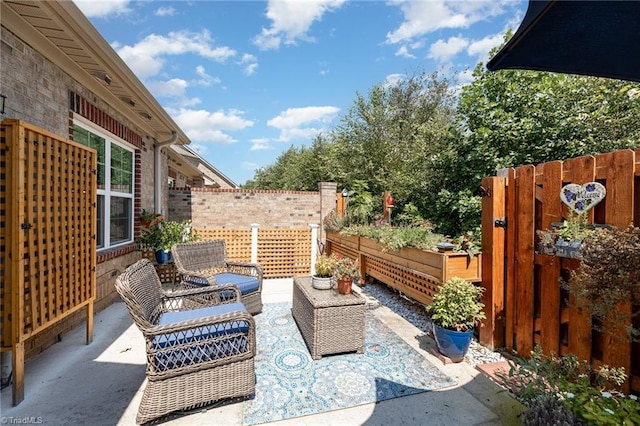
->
xmin=242 ymin=302 xmax=457 ymax=425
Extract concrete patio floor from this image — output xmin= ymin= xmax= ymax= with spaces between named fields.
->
xmin=1 ymin=279 xmax=524 ymax=425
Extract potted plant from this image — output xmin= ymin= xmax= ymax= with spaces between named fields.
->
xmin=312 ymin=253 xmax=337 ymax=290
xmin=140 ymin=209 xmax=162 ymax=228
xmin=334 ymin=255 xmax=360 ymax=295
xmin=136 ymin=219 xmax=198 ymax=264
xmin=426 ymin=276 xmax=486 ymax=362
xmin=553 ymin=212 xmax=592 ymax=258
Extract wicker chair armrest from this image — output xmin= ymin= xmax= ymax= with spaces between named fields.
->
xmin=179 ymin=273 xmax=220 ymax=286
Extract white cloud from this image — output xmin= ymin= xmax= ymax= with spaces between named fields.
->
xmin=467 ymin=33 xmax=505 ymax=63
xmin=168 ymin=108 xmax=254 ymax=145
xmin=386 ymin=0 xmax=509 ymax=44
xmin=267 ymin=106 xmax=339 ymax=142
xmin=113 ymin=30 xmax=236 ymax=79
xmin=146 ymin=78 xmax=188 ymax=98
xmin=239 ymin=54 xmax=259 ymax=76
xmin=253 ymin=0 xmax=346 ymax=50
xmin=155 ymin=6 xmax=176 ymax=17
xmin=456 ymin=69 xmax=474 ymax=86
xmin=383 ymin=73 xmax=405 ymax=88
xmin=395 ymin=45 xmax=415 ymax=59
xmin=428 ymin=36 xmax=469 ymax=62
xmin=194 ymin=65 xmax=221 ymax=87
xmin=73 ymin=0 xmax=131 ymax=17
xmin=250 ymin=139 xmax=272 ymax=151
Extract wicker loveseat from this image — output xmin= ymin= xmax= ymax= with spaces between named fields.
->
xmin=172 ymin=240 xmax=264 ymax=314
xmin=115 ymin=259 xmax=256 ymax=424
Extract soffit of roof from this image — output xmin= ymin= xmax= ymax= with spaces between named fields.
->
xmin=1 ymin=0 xmax=190 ymax=146
xmin=166 ymin=146 xmax=204 ymax=178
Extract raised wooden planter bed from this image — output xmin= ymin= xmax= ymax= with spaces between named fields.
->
xmin=326 ymin=231 xmax=481 ymax=306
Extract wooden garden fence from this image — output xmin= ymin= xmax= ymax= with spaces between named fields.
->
xmin=1 ymin=119 xmax=97 ymax=404
xmin=480 ymin=148 xmax=640 ymax=394
xmin=152 ymin=226 xmax=313 ymax=280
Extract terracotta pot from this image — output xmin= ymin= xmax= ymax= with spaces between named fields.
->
xmin=337 ymin=278 xmax=352 ymax=295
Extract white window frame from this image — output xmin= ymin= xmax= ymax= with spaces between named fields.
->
xmin=73 ymin=115 xmax=135 ymax=251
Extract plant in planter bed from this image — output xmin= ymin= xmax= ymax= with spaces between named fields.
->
xmin=566 ymin=225 xmax=640 ymax=341
xmin=425 ymin=276 xmax=485 ymax=362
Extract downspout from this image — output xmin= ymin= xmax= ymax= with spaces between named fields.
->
xmin=155 ymin=131 xmax=178 ymax=214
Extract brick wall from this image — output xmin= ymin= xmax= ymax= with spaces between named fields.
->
xmin=168 ymin=182 xmax=338 ymax=233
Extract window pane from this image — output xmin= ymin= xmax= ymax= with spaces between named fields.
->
xmin=73 ymin=124 xmax=106 ymax=188
xmin=96 ymin=195 xmax=105 ymax=249
xmin=111 ymin=144 xmax=133 ymax=193
xmin=110 ymin=197 xmax=131 ymax=245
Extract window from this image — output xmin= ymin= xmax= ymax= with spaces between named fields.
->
xmin=73 ymin=118 xmax=135 ymax=250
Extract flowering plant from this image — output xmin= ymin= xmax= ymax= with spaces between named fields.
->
xmin=314 ymin=253 xmax=337 ymax=278
xmin=334 ymin=256 xmax=360 ymax=281
xmin=452 ymin=231 xmax=481 ymax=259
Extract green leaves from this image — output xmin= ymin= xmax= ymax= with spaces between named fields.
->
xmin=425 ymin=277 xmax=485 ymax=332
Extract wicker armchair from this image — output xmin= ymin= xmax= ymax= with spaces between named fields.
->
xmin=172 ymin=240 xmax=264 ymax=314
xmin=115 ymin=259 xmax=256 ymax=424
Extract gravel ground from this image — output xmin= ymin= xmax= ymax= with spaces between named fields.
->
xmin=358 ymin=280 xmax=507 ymax=367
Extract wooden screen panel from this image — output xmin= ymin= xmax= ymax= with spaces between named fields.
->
xmin=1 ymin=123 xmax=10 ymax=347
xmin=196 ymin=228 xmax=252 ymax=263
xmin=195 ymin=227 xmax=312 ymax=278
xmin=18 ymin=123 xmax=97 ymax=339
xmin=2 ymin=119 xmax=96 ymax=405
xmin=258 ymin=228 xmax=311 ymax=278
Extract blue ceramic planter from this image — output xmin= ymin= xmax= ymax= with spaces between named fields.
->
xmin=433 ymin=324 xmax=473 ymax=362
xmin=154 ymin=250 xmax=173 ymax=264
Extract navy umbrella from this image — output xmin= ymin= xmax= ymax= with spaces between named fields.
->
xmin=487 ymin=0 xmax=640 ymax=82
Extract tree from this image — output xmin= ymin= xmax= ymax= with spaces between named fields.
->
xmin=331 ymin=70 xmax=456 ymax=212
xmin=431 ymin=40 xmax=640 ymax=235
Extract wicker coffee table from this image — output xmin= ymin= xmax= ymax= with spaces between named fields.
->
xmin=292 ymin=276 xmax=365 ymax=359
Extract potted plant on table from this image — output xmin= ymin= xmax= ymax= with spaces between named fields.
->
xmin=426 ymin=276 xmax=485 ymax=362
xmin=334 ymin=255 xmax=361 ymax=295
xmin=136 ymin=218 xmax=198 ymax=264
xmin=312 ymin=253 xmax=337 ymax=290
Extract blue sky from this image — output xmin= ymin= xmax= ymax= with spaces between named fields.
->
xmin=74 ymin=0 xmax=527 ymax=185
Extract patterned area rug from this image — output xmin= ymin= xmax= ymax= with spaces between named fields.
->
xmin=242 ymin=302 xmax=457 ymax=425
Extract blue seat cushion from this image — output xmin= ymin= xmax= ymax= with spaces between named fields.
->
xmin=214 ymin=273 xmax=259 ymax=295
xmin=151 ymin=303 xmax=250 ymax=371
xmin=186 ymin=273 xmax=259 ymax=295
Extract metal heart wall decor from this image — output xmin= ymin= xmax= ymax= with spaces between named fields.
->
xmin=560 ymin=182 xmax=606 ymax=213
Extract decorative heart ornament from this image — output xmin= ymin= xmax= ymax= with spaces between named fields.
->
xmin=560 ymin=182 xmax=606 ymax=213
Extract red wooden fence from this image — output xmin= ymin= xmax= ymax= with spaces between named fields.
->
xmin=481 ymin=148 xmax=640 ymax=395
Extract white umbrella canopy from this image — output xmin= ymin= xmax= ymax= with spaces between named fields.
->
xmin=487 ymin=0 xmax=640 ymax=82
